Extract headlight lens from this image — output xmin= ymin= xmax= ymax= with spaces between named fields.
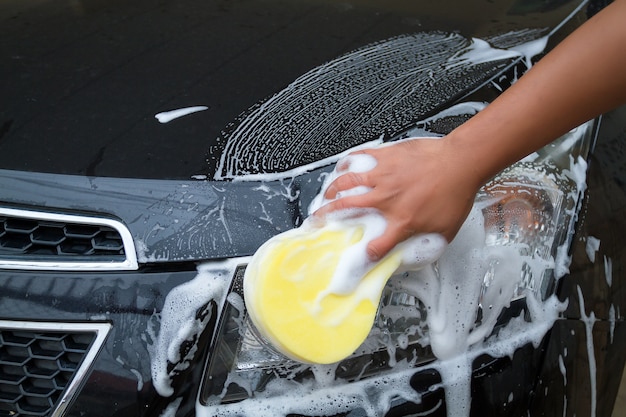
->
xmin=200 ymin=111 xmax=595 ymax=412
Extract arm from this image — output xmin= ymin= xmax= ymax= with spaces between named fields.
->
xmin=314 ymin=0 xmax=626 ymax=261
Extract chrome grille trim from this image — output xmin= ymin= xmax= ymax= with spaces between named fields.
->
xmin=0 ymin=207 xmax=138 ymax=271
xmin=0 ymin=320 xmax=111 ymax=417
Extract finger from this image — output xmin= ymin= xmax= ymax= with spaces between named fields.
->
xmin=366 ymin=223 xmax=412 ymax=261
xmin=324 ymin=171 xmax=370 ymax=200
xmin=335 ymin=156 xmax=351 ymax=172
xmin=334 ymin=151 xmax=362 ymax=173
xmin=337 ymin=148 xmax=381 ymax=173
xmin=366 ymin=235 xmax=398 ymax=262
xmin=312 ymin=193 xmax=373 ymax=219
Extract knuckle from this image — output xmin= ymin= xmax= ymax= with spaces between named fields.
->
xmin=366 ymin=243 xmax=383 ymax=261
xmin=323 ymin=183 xmax=337 ymax=199
xmin=333 ymin=198 xmax=351 ymax=211
xmin=339 ymin=172 xmax=362 ymax=189
xmin=336 ymin=157 xmax=351 ymax=172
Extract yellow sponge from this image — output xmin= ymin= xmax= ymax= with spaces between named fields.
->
xmin=243 ymin=149 xmax=446 ymax=364
xmin=243 ymin=222 xmax=403 ymax=364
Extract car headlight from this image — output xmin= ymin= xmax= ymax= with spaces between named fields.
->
xmin=197 ymin=105 xmax=595 ymax=414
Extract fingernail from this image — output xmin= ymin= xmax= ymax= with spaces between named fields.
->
xmin=309 ymin=213 xmax=325 ymax=227
xmin=366 ymin=248 xmax=381 ymax=262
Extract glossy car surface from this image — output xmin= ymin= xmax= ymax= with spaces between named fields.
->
xmin=1 ymin=1 xmax=625 ymax=416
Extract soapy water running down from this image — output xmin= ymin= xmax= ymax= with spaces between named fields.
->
xmin=148 ymin=121 xmax=592 ymax=417
xmin=148 ymin=22 xmax=597 ymax=417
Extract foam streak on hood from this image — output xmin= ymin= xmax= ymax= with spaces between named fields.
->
xmin=214 ymin=33 xmax=532 ymax=180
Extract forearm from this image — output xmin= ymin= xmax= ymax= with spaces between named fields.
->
xmin=448 ymin=0 xmax=626 ymax=188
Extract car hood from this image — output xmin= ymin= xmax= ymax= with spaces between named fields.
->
xmin=1 ymin=0 xmax=582 ymax=178
xmin=0 ymin=0 xmax=587 ymax=263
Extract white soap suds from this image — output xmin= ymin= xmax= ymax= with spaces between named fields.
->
xmin=306 ymin=148 xmax=448 ymax=297
xmin=585 ymin=236 xmax=601 ymax=263
xmin=446 ymin=37 xmax=521 ymax=69
xmin=609 ymin=304 xmax=616 ymax=344
xmin=558 ymin=352 xmax=568 ymax=416
xmin=159 ymin=397 xmax=183 ymax=417
xmin=154 ymin=117 xmax=590 ymax=416
xmin=155 ymin=106 xmax=208 ymax=123
xmin=555 ymin=155 xmax=589 ymax=279
xmin=555 ymin=243 xmax=572 ymax=279
xmin=435 ymin=354 xmax=472 ymax=416
xmin=227 ymin=101 xmax=488 ymax=184
xmin=144 ymin=22 xmax=593 ymax=415
xmin=147 ymin=260 xmax=238 ymax=396
xmin=604 ymin=255 xmax=613 ymax=287
xmin=577 ymin=285 xmax=597 ymax=417
xmin=195 ymin=117 xmax=590 ymax=416
xmin=308 ymin=152 xmax=378 ymax=213
xmin=397 ymin=202 xmax=566 ymax=417
xmin=214 ymin=30 xmax=537 ymax=180
xmin=401 ymin=205 xmax=523 ymax=359
xmin=564 ymin=155 xmax=588 ymax=198
xmin=509 ymin=36 xmax=548 ymax=68
xmin=199 ymin=363 xmax=428 ymax=417
xmin=233 ymin=138 xmax=385 ymax=183
xmin=115 ymin=355 xmax=145 ymax=391
xmin=212 ymin=130 xmax=581 ymax=414
xmin=558 ymin=354 xmax=567 ymax=386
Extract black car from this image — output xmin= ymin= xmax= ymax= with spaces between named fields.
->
xmin=1 ymin=0 xmax=625 ymax=416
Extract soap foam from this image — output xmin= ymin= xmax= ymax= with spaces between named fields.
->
xmin=577 ymin=285 xmax=598 ymax=417
xmin=199 ymin=134 xmax=580 ymax=416
xmin=149 ymin=130 xmax=589 ymax=417
xmin=155 ymin=106 xmax=209 ymax=123
xmin=212 ymin=30 xmax=539 ymax=181
xmin=147 ymin=260 xmax=236 ymax=397
xmin=147 ymin=21 xmax=595 ymax=411
xmin=604 ymin=255 xmax=613 ymax=287
xmin=199 ymin=361 xmax=427 ymax=417
xmin=308 ymin=149 xmax=448 ymax=297
xmin=239 ymin=143 xmax=449 ymax=365
xmin=585 ymin=236 xmax=601 ymax=263
xmin=152 ymin=53 xmax=593 ymax=416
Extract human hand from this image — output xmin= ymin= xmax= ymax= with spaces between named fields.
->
xmin=312 ymin=137 xmax=482 ymax=261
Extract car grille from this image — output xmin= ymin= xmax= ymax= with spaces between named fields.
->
xmin=0 ymin=218 xmax=124 ymax=257
xmin=0 ymin=321 xmax=110 ymax=417
xmin=0 ymin=208 xmax=137 ymax=271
